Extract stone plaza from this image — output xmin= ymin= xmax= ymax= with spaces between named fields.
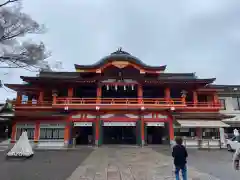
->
xmin=0 ymin=146 xmax=239 ymax=180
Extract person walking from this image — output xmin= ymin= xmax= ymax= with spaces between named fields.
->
xmin=233 ymin=147 xmax=240 ymax=170
xmin=172 ymin=136 xmax=188 ymax=180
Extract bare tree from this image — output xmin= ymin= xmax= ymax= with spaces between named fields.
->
xmin=0 ymin=0 xmax=51 ymax=71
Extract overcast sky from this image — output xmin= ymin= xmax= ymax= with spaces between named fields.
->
xmin=1 ymin=0 xmax=240 ymax=102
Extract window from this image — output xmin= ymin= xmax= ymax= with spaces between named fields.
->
xmin=39 ymin=128 xmax=64 ymax=139
xmin=16 ymin=128 xmax=34 ymax=140
xmin=232 ymin=97 xmax=240 ymax=110
xmin=202 ymin=128 xmax=220 ymax=139
xmin=219 ymin=99 xmax=226 ymax=110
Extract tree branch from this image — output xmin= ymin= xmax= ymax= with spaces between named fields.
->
xmin=0 ymin=0 xmax=18 ymax=7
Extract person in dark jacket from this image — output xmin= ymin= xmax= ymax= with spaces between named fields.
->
xmin=172 ymin=136 xmax=188 ymax=180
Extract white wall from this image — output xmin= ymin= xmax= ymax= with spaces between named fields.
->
xmin=219 ymin=96 xmax=240 ymax=122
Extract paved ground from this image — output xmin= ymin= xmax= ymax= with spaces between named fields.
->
xmin=0 ymin=148 xmax=94 ymax=180
xmin=0 ymin=146 xmax=238 ymax=180
xmin=153 ymin=146 xmax=239 ymax=180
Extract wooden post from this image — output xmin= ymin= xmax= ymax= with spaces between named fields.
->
xmin=165 ymin=87 xmax=170 ymax=103
xmin=213 ymin=93 xmax=219 ymax=107
xmin=16 ymin=92 xmax=22 ymax=104
xmin=52 ymin=90 xmax=58 ymax=104
xmin=68 ymin=88 xmax=73 ymax=103
xmin=138 ymin=85 xmax=143 ymax=104
xmin=193 ymin=91 xmax=198 ymax=107
xmin=96 ymin=85 xmax=102 ymax=104
xmin=64 ymin=122 xmax=70 ymax=145
xmin=68 ymin=88 xmax=73 ymax=97
xmin=11 ymin=121 xmax=16 ymax=143
xmin=53 ymin=95 xmax=57 ymax=104
xmin=168 ymin=115 xmax=174 ymax=142
xmin=38 ymin=91 xmax=44 ymax=104
xmin=95 ymin=116 xmax=99 ymax=146
xmin=34 ymin=122 xmax=40 ymax=143
xmin=141 ymin=115 xmax=145 ymax=146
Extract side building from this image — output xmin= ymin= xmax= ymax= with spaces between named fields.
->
xmin=4 ymin=49 xmax=229 ymax=148
xmin=211 ymin=85 xmax=240 ymax=137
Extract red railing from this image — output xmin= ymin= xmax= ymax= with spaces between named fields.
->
xmin=55 ymin=97 xmax=183 ymax=105
xmin=13 ymin=98 xmax=222 ymax=109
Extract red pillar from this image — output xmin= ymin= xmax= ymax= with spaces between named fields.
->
xmin=95 ymin=116 xmax=99 ymax=146
xmin=11 ymin=121 xmax=16 ymax=143
xmin=38 ymin=91 xmax=44 ymax=104
xmin=16 ymin=92 xmax=22 ymax=104
xmin=193 ymin=91 xmax=198 ymax=107
xmin=168 ymin=115 xmax=174 ymax=142
xmin=34 ymin=121 xmax=40 ymax=143
xmin=165 ymin=87 xmax=170 ymax=103
xmin=141 ymin=115 xmax=145 ymax=145
xmin=96 ymin=85 xmax=102 ymax=104
xmin=138 ymin=85 xmax=143 ymax=104
xmin=68 ymin=88 xmax=73 ymax=97
xmin=64 ymin=123 xmax=70 ymax=144
xmin=68 ymin=88 xmax=73 ymax=103
xmin=213 ymin=93 xmax=219 ymax=107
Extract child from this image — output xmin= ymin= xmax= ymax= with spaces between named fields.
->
xmin=172 ymin=136 xmax=188 ymax=180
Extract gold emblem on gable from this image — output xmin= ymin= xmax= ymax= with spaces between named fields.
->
xmin=112 ymin=61 xmax=129 ymax=69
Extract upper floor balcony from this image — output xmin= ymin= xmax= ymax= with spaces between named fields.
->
xmin=13 ymin=97 xmax=222 ymax=111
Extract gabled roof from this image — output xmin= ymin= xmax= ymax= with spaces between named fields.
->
xmin=39 ymin=71 xmax=81 ymax=78
xmin=74 ymin=49 xmax=166 ymax=71
xmin=143 ymin=78 xmax=216 ymax=85
xmin=0 ymin=102 xmax=14 ymax=119
xmin=208 ymin=84 xmax=240 ymax=94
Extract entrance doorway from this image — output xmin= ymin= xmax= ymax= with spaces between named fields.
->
xmin=73 ymin=122 xmax=94 ymax=145
xmin=103 ymin=122 xmax=136 ymax=144
xmin=146 ymin=122 xmax=165 ymax=145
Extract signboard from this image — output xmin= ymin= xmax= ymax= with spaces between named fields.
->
xmin=74 ymin=122 xmax=92 ymax=127
xmin=40 ymin=123 xmax=65 ymax=128
xmin=103 ymin=122 xmax=136 ymax=127
xmin=16 ymin=123 xmax=35 ymax=128
xmin=146 ymin=122 xmax=165 ymax=127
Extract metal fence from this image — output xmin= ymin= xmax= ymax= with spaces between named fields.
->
xmin=182 ymin=138 xmax=223 ymax=150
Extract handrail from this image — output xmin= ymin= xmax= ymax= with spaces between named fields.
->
xmin=55 ymin=97 xmax=183 ymax=105
xmin=12 ymin=98 xmax=222 ymax=108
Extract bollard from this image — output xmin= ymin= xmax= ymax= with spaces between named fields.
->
xmin=73 ymin=138 xmax=76 ymax=148
xmin=207 ymin=140 xmax=210 ymax=151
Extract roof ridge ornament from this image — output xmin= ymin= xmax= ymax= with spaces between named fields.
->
xmin=111 ymin=47 xmax=130 ymax=55
xmin=117 ymin=47 xmax=122 ymax=52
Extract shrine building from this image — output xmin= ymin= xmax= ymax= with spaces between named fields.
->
xmin=5 ymin=49 xmax=231 ymax=147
